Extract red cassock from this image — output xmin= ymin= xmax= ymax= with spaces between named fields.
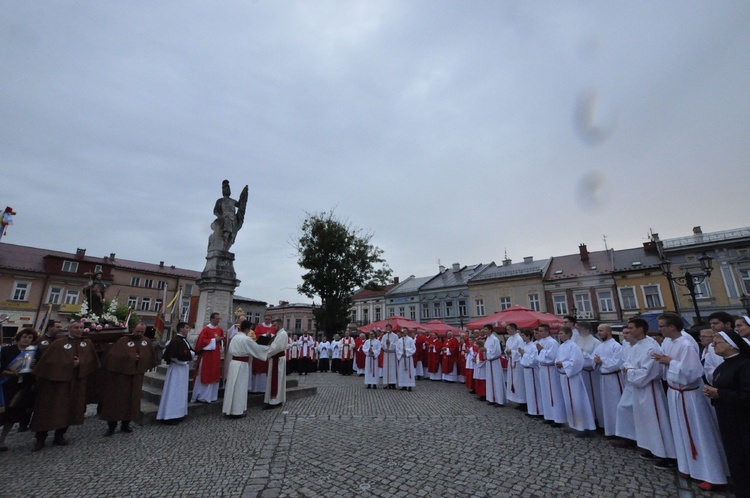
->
xmin=252 ymin=323 xmax=275 ymax=374
xmin=474 ymin=350 xmax=486 ymax=397
xmin=414 ymin=334 xmax=426 ymax=367
xmin=195 ymin=325 xmax=224 ymax=384
xmin=457 ymin=338 xmax=469 ymax=376
xmin=441 ymin=337 xmax=459 ymax=375
xmin=426 ymin=338 xmax=443 ymax=374
xmin=354 ymin=338 xmax=366 ymax=369
xmin=465 ymin=345 xmax=477 ymax=390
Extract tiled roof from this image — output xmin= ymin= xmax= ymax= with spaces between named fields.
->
xmin=544 ymin=249 xmax=613 ymax=280
xmin=421 ymin=263 xmax=491 ymax=290
xmin=470 ymin=259 xmax=549 ymax=282
xmin=386 ymin=276 xmax=433 ymax=296
xmin=661 ymin=227 xmax=750 ymax=249
xmin=611 ymin=247 xmax=661 ymax=272
xmin=352 ymin=283 xmax=399 ymax=300
xmin=234 ymin=295 xmax=267 ymax=305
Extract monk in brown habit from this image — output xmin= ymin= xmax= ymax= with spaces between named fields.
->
xmin=30 ymin=320 xmax=100 ymax=451
xmin=100 ymin=322 xmax=157 ymax=436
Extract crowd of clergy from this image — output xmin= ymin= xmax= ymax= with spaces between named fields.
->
xmin=316 ymin=312 xmax=748 ymax=497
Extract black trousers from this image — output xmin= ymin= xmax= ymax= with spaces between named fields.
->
xmin=318 ymin=358 xmax=330 ymax=372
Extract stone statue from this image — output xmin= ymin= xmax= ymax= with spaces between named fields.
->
xmin=83 ymin=271 xmax=107 ymax=316
xmin=208 ymin=180 xmax=249 ymax=252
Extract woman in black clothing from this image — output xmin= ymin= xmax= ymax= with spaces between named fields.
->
xmin=0 ymin=328 xmax=38 ymax=450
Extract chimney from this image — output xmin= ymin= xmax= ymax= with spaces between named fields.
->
xmin=693 ymin=226 xmax=702 ymax=235
xmin=579 ymin=243 xmax=589 ymax=262
xmin=439 ymin=265 xmax=445 ymax=273
xmin=393 ymin=276 xmax=399 ymax=284
xmin=109 ymin=253 xmax=116 ymax=261
xmin=159 ymin=261 xmax=164 ymax=267
xmin=76 ymin=248 xmax=86 ymax=257
xmin=523 ymin=256 xmax=533 ymax=264
xmin=642 ymin=241 xmax=658 ymax=254
xmin=452 ymin=263 xmax=461 ymax=272
xmin=502 ymin=258 xmax=512 ymax=266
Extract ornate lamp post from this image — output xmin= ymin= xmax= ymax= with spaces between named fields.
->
xmin=659 ymin=252 xmax=714 ymax=325
xmin=740 ymin=294 xmax=750 ymax=316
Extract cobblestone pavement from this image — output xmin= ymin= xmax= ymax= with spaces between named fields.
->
xmin=0 ymin=372 xmax=734 ymax=497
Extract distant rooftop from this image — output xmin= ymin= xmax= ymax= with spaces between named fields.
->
xmin=659 ymin=226 xmax=750 ymax=249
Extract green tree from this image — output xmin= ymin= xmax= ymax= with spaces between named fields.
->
xmin=296 ymin=210 xmax=392 ymax=338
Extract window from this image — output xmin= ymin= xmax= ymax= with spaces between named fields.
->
xmin=432 ymin=302 xmax=441 ymax=318
xmin=127 ymin=296 xmax=138 ymax=309
xmin=144 ymin=279 xmax=154 ymax=289
xmin=574 ymin=293 xmax=592 ymax=312
xmin=642 ymin=285 xmax=663 ymax=308
xmin=64 ymin=290 xmax=79 ymax=305
xmin=528 ymin=294 xmax=540 ymax=312
xmin=375 ymin=307 xmax=381 ymax=321
xmin=387 ymin=307 xmax=395 ymax=318
xmin=130 ymin=277 xmax=141 ymax=287
xmin=154 ymin=299 xmax=163 ymax=313
xmin=11 ymin=282 xmax=30 ymax=301
xmin=475 ymin=298 xmax=485 ymax=316
xmin=184 ymin=284 xmax=194 ymax=295
xmin=350 ymin=310 xmax=357 ymax=323
xmin=140 ymin=297 xmax=151 ymax=311
xmin=740 ymin=269 xmax=750 ymax=294
xmin=295 ymin=318 xmax=302 ymax=332
xmin=181 ymin=299 xmax=190 ymax=322
xmin=693 ymin=277 xmax=711 ymax=299
xmin=619 ymin=288 xmax=638 ymax=310
xmin=157 ymin=280 xmax=167 ymax=290
xmin=94 ymin=265 xmax=102 ymax=273
xmin=421 ymin=303 xmax=429 ymax=319
xmin=398 ymin=306 xmax=405 ymax=317
xmin=721 ymin=265 xmax=739 ymax=299
xmin=363 ymin=308 xmax=369 ymax=323
xmin=409 ymin=306 xmax=416 ymax=321
xmin=445 ymin=301 xmax=454 ymax=317
xmin=553 ymin=295 xmax=568 ymax=315
xmin=286 ymin=318 xmax=291 ymax=330
xmin=47 ymin=286 xmax=63 ymax=305
xmin=499 ymin=297 xmax=511 ymax=310
xmin=61 ymin=261 xmax=78 ymax=273
xmin=458 ymin=300 xmax=467 ymax=317
xmin=307 ymin=319 xmax=313 ymax=330
xmin=598 ymin=291 xmax=615 ymax=313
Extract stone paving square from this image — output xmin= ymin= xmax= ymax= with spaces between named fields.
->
xmin=0 ymin=372 xmax=733 ymax=497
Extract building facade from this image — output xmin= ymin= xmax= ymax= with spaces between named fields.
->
xmin=265 ymin=301 xmax=317 ymax=337
xmin=468 ymin=257 xmax=550 ymax=319
xmin=418 ymin=263 xmax=491 ymax=328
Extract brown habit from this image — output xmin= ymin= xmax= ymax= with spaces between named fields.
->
xmin=99 ymin=335 xmax=157 ymax=422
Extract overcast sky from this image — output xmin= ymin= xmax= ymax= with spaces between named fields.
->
xmin=2 ymin=1 xmax=749 ymax=305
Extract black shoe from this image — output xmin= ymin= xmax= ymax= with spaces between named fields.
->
xmin=478 ymin=396 xmax=486 ymax=401
xmin=542 ymin=419 xmax=554 ymax=425
xmin=262 ymin=404 xmax=282 ymax=410
xmin=575 ymin=430 xmax=590 ymax=438
xmin=654 ymin=459 xmax=677 ymax=470
xmin=162 ymin=419 xmax=180 ymax=426
xmin=469 ymin=390 xmax=476 ymax=394
xmin=407 ymin=387 xmax=412 ymax=392
xmin=32 ymin=440 xmax=45 ymax=452
xmin=52 ymin=437 xmax=70 ymax=446
xmin=120 ymin=424 xmax=132 ymax=433
xmin=366 ymin=385 xmax=371 ymax=389
xmin=610 ymin=439 xmax=636 ymax=448
xmin=550 ymin=423 xmax=563 ymax=428
xmin=104 ymin=427 xmax=115 ymax=437
xmin=639 ymin=451 xmax=660 ymax=461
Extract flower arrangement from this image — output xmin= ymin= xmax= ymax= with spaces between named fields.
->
xmin=72 ymin=297 xmax=133 ymax=332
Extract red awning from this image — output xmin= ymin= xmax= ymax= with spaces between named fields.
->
xmin=465 ymin=305 xmax=563 ymax=332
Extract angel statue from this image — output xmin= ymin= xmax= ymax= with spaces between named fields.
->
xmin=208 ymin=180 xmax=249 ymax=252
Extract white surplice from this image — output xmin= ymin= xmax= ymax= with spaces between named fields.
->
xmin=264 ymin=329 xmax=288 ymax=406
xmin=537 ymin=335 xmax=566 ymax=424
xmin=575 ymin=333 xmax=603 ymax=428
xmin=593 ymin=337 xmax=624 ymax=436
xmin=520 ymin=340 xmax=542 ymax=416
xmin=616 ymin=340 xmax=636 ymax=441
xmin=556 ymin=340 xmax=596 ymax=431
xmin=504 ymin=333 xmax=526 ymax=403
xmin=380 ymin=332 xmax=399 ymax=386
xmin=395 ymin=335 xmax=416 ymax=388
xmin=223 ymin=333 xmax=268 ymax=415
xmin=484 ymin=333 xmax=505 ymax=405
xmin=363 ymin=338 xmax=382 ymax=386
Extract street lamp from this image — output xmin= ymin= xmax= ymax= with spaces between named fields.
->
xmin=659 ymin=252 xmax=714 ymax=325
xmin=740 ymin=294 xmax=750 ymax=316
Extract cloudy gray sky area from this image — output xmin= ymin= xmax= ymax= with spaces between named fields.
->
xmin=2 ymin=1 xmax=749 ymax=305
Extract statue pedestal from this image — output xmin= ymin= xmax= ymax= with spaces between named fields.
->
xmin=189 ymin=251 xmax=240 ymax=346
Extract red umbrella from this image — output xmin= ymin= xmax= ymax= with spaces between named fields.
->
xmin=359 ymin=316 xmax=426 ymax=333
xmin=422 ymin=319 xmax=462 ymax=338
xmin=465 ymin=305 xmax=563 ymax=332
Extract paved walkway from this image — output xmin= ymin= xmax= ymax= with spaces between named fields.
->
xmin=0 ymin=372 xmax=732 ymax=497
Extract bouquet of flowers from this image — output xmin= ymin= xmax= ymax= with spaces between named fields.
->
xmin=73 ymin=298 xmax=129 ymax=332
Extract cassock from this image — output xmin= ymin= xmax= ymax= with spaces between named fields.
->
xmin=537 ymin=335 xmax=566 ymax=424
xmin=616 ymin=341 xmax=637 ymax=441
xmin=339 ymin=337 xmax=355 ymax=376
xmin=354 ymin=337 xmax=366 ymax=375
xmin=192 ymin=324 xmax=224 ymax=403
xmin=520 ymin=341 xmax=543 ymax=416
xmin=441 ymin=336 xmax=459 ymax=382
xmin=464 ymin=344 xmax=476 ymax=391
xmin=505 ymin=333 xmax=526 ymax=404
xmin=298 ymin=335 xmax=315 ymax=374
xmin=711 ymin=354 xmax=750 ymax=496
xmin=484 ymin=333 xmax=505 ymax=406
xmin=395 ymin=335 xmax=416 ymax=388
xmin=414 ymin=334 xmax=427 ymax=378
xmin=425 ymin=337 xmax=443 ymax=381
xmin=100 ymin=334 xmax=157 ymax=423
xmin=264 ymin=329 xmax=288 ymax=406
xmin=661 ymin=335 xmax=728 ymax=484
xmin=556 ymin=340 xmax=596 ymax=431
xmin=627 ymin=337 xmax=676 ymax=459
xmin=250 ymin=322 xmax=275 ymax=392
xmin=380 ymin=332 xmax=398 ymax=386
xmin=593 ymin=337 xmax=624 ymax=436
xmin=30 ymin=335 xmax=100 ymax=432
xmin=317 ymin=340 xmax=331 ymax=372
xmin=473 ymin=349 xmax=487 ymax=398
xmin=157 ymin=334 xmax=194 ymax=421
xmin=575 ymin=333 xmax=603 ymax=428
xmin=286 ymin=336 xmax=299 ymax=375
xmin=362 ymin=338 xmax=382 ymax=387
xmin=223 ymin=333 xmax=268 ymax=416
xmin=457 ymin=338 xmax=469 ymax=384
xmin=330 ymin=339 xmax=342 ymax=373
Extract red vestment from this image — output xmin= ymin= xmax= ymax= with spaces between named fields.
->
xmin=465 ymin=345 xmax=477 ymax=390
xmin=441 ymin=337 xmax=459 ymax=374
xmin=414 ymin=334 xmax=426 ymax=365
xmin=457 ymin=338 xmax=469 ymax=375
xmin=195 ymin=325 xmax=224 ymax=384
xmin=354 ymin=338 xmax=366 ymax=370
xmin=426 ymin=337 xmax=443 ymax=374
xmin=474 ymin=350 xmax=486 ymax=397
xmin=252 ymin=323 xmax=275 ymax=374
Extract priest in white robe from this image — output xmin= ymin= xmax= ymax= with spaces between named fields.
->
xmin=483 ymin=325 xmax=505 ymax=407
xmin=395 ymin=329 xmax=416 ymax=391
xmin=380 ymin=325 xmax=399 ymax=389
xmin=223 ymin=321 xmax=268 ymax=417
xmin=536 ymin=324 xmax=566 ymax=425
xmin=504 ymin=324 xmax=526 ymax=408
xmin=157 ymin=322 xmax=194 ymax=424
xmin=654 ymin=313 xmax=728 ymax=488
xmin=363 ymin=332 xmax=382 ymax=389
xmin=624 ymin=318 xmax=676 ymax=465
xmin=593 ymin=324 xmax=624 ymax=437
xmin=555 ymin=327 xmax=596 ymax=435
xmin=263 ymin=320 xmax=288 ymax=408
xmin=519 ymin=329 xmax=542 ymax=417
xmin=574 ymin=322 xmax=603 ymax=428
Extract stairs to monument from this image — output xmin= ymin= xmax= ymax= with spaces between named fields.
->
xmin=138 ymin=364 xmax=316 ymax=424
